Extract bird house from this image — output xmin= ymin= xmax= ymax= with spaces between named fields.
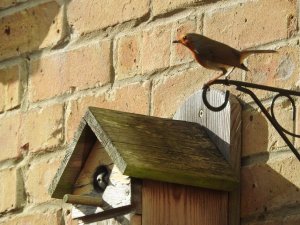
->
xmin=49 ymin=89 xmax=241 ymax=225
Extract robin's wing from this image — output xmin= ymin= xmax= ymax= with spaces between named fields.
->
xmin=195 ymin=43 xmax=244 ymax=69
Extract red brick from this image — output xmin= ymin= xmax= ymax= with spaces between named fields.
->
xmin=242 ymin=108 xmax=268 ymax=157
xmin=283 ymin=214 xmax=300 ymax=225
xmin=152 ymin=0 xmax=203 ymax=17
xmin=171 ymin=16 xmax=197 ymax=66
xmin=242 ymin=220 xmax=279 ymax=225
xmin=2 ymin=210 xmax=63 ymax=225
xmin=141 ymin=25 xmax=171 ymax=73
xmin=204 ymin=0 xmax=297 ymax=49
xmin=66 ymin=81 xmax=150 ymax=141
xmin=29 ymin=40 xmax=111 ymax=102
xmin=116 ymin=33 xmax=142 ymax=80
xmin=267 ymin=102 xmax=294 ymax=150
xmin=0 ymin=104 xmax=63 ymax=159
xmin=0 ymin=0 xmax=20 ymax=9
xmin=0 ymin=1 xmax=66 ymax=60
xmin=64 ymin=212 xmax=79 ymax=225
xmin=0 ymin=64 xmax=22 ymax=112
xmin=0 ymin=168 xmax=23 ymax=213
xmin=67 ymin=0 xmax=149 ymax=35
xmin=242 ymin=101 xmax=294 ymax=156
xmin=0 ymin=113 xmax=21 ymax=162
xmin=296 ymin=104 xmax=300 ymax=148
xmin=241 ymin=155 xmax=300 ymax=218
xmin=25 ymin=158 xmax=61 ymax=204
xmin=0 ymin=0 xmax=14 ymax=9
xmin=0 ymin=0 xmax=27 ymax=9
xmin=20 ymin=104 xmax=64 ymax=152
xmin=152 ymin=67 xmax=212 ymax=117
xmin=243 ymin=45 xmax=300 ymax=101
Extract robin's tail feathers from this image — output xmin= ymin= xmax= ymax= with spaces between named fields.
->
xmin=240 ymin=49 xmax=277 ymax=61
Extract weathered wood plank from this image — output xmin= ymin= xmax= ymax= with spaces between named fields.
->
xmin=130 ymin=215 xmax=141 ymax=225
xmin=84 ymin=109 xmax=128 ymax=174
xmin=63 ymin=194 xmax=102 ymax=206
xmin=73 ymin=141 xmax=113 ymax=195
xmin=131 ymin=179 xmax=142 ymax=215
xmin=72 ymin=141 xmax=132 ymax=221
xmin=78 ymin=205 xmax=135 ymax=224
xmin=49 ymin=120 xmax=97 ymax=198
xmin=173 ymin=89 xmax=242 ymax=225
xmin=49 ymin=94 xmax=240 ymax=224
xmin=142 ymin=180 xmax=228 ymax=225
xmin=227 ymin=95 xmax=242 ymax=225
xmin=85 ymin=107 xmax=238 ymax=191
xmin=113 ymin=142 xmax=237 ymax=191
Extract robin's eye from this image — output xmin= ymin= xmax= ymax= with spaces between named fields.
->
xmin=183 ymin=36 xmax=187 ymax=40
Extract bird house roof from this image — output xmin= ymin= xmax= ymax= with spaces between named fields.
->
xmin=49 ymin=107 xmax=238 ymax=199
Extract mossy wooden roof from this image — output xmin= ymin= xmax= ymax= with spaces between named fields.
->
xmin=49 ymin=107 xmax=238 ymax=198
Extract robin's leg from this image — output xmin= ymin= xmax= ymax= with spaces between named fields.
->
xmin=224 ymin=67 xmax=235 ymax=80
xmin=204 ymin=68 xmax=227 ymax=87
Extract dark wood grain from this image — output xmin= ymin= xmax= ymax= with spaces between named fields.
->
xmin=50 ymin=101 xmax=239 ymax=220
xmin=63 ymin=194 xmax=102 ymax=206
xmin=85 ymin=107 xmax=238 ymax=191
xmin=49 ymin=120 xmax=97 ymax=198
xmin=173 ymin=89 xmax=242 ymax=225
xmin=78 ymin=205 xmax=135 ymax=224
xmin=142 ymin=180 xmax=228 ymax=225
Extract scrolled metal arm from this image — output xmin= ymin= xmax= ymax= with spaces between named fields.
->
xmin=202 ymin=79 xmax=300 ymax=161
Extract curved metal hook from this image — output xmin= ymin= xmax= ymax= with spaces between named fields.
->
xmin=202 ymin=84 xmax=230 ymax=112
xmin=270 ymin=94 xmax=300 ymax=138
xmin=201 ymin=78 xmax=300 ymax=161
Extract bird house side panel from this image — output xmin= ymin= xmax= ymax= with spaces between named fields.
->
xmin=142 ymin=180 xmax=228 ymax=225
xmin=72 ymin=141 xmax=131 ymax=224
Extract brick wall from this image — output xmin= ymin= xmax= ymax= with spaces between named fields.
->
xmin=0 ymin=0 xmax=299 ymax=224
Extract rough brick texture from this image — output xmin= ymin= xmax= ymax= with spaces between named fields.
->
xmin=66 ymin=82 xmax=150 ymax=141
xmin=0 ymin=0 xmax=299 ymax=224
xmin=1 ymin=210 xmax=63 ymax=225
xmin=243 ymin=45 xmax=300 ymax=101
xmin=0 ymin=1 xmax=66 ymax=60
xmin=152 ymin=67 xmax=212 ymax=117
xmin=141 ymin=25 xmax=172 ymax=73
xmin=0 ymin=104 xmax=63 ymax=162
xmin=242 ymin=102 xmax=294 ymax=157
xmin=20 ymin=104 xmax=64 ymax=152
xmin=243 ymin=216 xmax=300 ymax=225
xmin=152 ymin=0 xmax=203 ymax=17
xmin=116 ymin=33 xmax=142 ymax=80
xmin=296 ymin=104 xmax=300 ymax=148
xmin=0 ymin=64 xmax=22 ymax=112
xmin=171 ymin=16 xmax=198 ymax=66
xmin=25 ymin=158 xmax=61 ymax=204
xmin=241 ymin=155 xmax=300 ymax=218
xmin=29 ymin=40 xmax=111 ymax=102
xmin=0 ymin=113 xmax=21 ymax=162
xmin=0 ymin=0 xmax=28 ymax=9
xmin=0 ymin=168 xmax=23 ymax=213
xmin=204 ymin=0 xmax=297 ymax=49
xmin=67 ymin=0 xmax=149 ymax=35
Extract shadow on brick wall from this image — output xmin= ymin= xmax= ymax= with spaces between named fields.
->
xmin=0 ymin=0 xmax=68 ymax=110
xmin=241 ymin=103 xmax=300 ymax=224
xmin=0 ymin=1 xmax=66 ymax=62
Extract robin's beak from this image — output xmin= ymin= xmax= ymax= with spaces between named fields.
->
xmin=172 ymin=40 xmax=181 ymax=44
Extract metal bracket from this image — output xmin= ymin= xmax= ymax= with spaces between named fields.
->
xmin=202 ymin=79 xmax=300 ymax=161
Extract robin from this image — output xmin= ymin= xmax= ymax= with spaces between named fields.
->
xmin=173 ymin=33 xmax=276 ymax=84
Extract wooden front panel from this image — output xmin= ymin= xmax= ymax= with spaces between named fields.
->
xmin=72 ymin=141 xmax=131 ymax=224
xmin=173 ymin=89 xmax=241 ymax=225
xmin=142 ymin=180 xmax=228 ymax=225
